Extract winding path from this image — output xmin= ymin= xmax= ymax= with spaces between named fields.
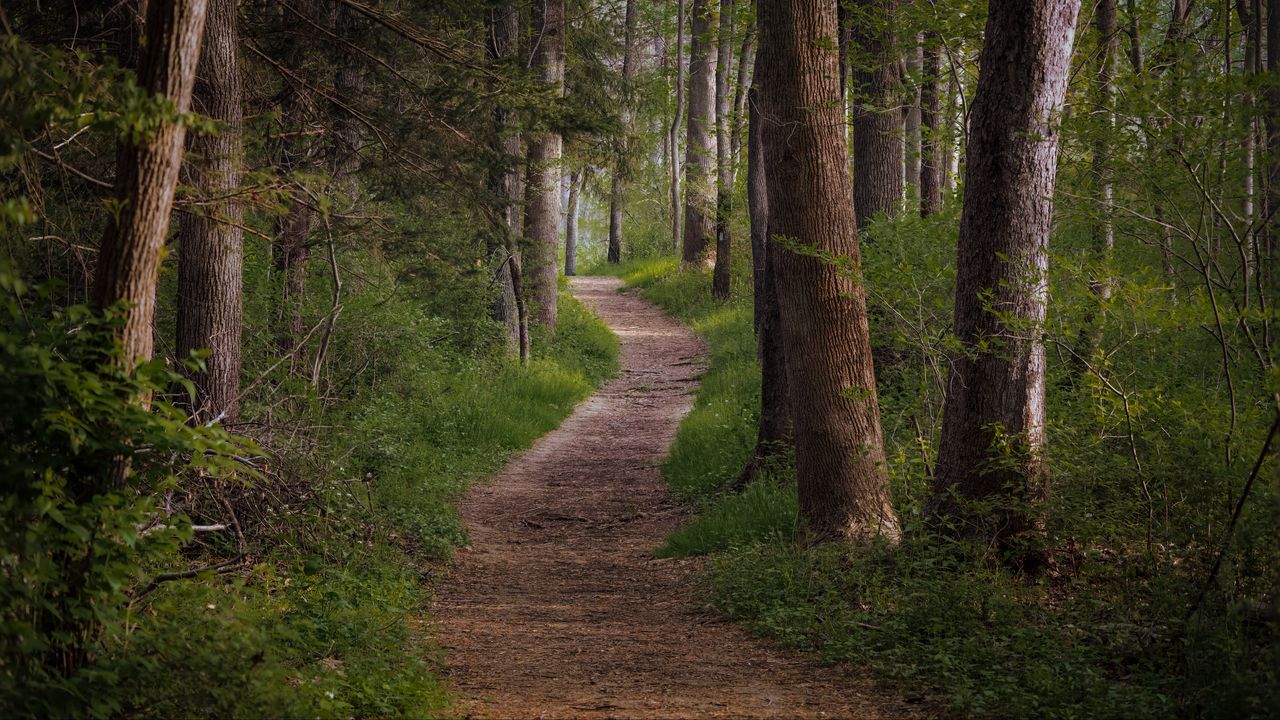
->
xmin=431 ymin=276 xmax=922 ymax=719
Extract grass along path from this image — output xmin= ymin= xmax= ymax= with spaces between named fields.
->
xmin=429 ymin=276 xmax=921 ymax=719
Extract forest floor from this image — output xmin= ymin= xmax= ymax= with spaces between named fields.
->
xmin=429 ymin=276 xmax=924 ymax=719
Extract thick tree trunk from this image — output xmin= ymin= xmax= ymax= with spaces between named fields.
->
xmin=176 ymin=0 xmax=243 ymax=424
xmin=681 ymin=0 xmax=717 ymax=265
xmin=904 ymin=37 xmax=923 ymax=207
xmin=756 ymin=0 xmax=899 ymax=542
xmin=850 ymin=0 xmax=904 ymax=229
xmin=735 ymin=86 xmax=793 ymax=489
xmin=920 ymin=38 xmax=943 ymax=217
xmin=608 ymin=0 xmax=639 ymax=264
xmin=565 ymin=170 xmax=582 ymax=276
xmin=524 ymin=0 xmax=566 ymax=330
xmin=330 ymin=2 xmax=363 ymax=205
xmin=486 ymin=2 xmax=523 ymax=355
xmin=930 ymin=0 xmax=1080 ymax=564
xmin=94 ymin=0 xmax=209 ymax=367
xmin=670 ymin=0 xmax=686 ymax=253
xmin=712 ymin=0 xmax=735 ymax=299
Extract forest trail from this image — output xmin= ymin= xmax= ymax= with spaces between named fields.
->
xmin=430 ymin=276 xmax=924 ymax=719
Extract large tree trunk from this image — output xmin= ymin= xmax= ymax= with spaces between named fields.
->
xmin=681 ymin=0 xmax=717 ymax=265
xmin=670 ymin=0 xmax=686 ymax=253
xmin=524 ymin=0 xmax=566 ymax=330
xmin=850 ymin=0 xmax=904 ymax=229
xmin=565 ymin=170 xmax=582 ymax=276
xmin=486 ymin=1 xmax=523 ymax=356
xmin=330 ymin=2 xmax=363 ymax=205
xmin=930 ymin=0 xmax=1080 ymax=564
xmin=755 ymin=0 xmax=899 ymax=542
xmin=920 ymin=38 xmax=943 ymax=217
xmin=608 ymin=0 xmax=639 ymax=264
xmin=176 ymin=0 xmax=242 ymax=424
xmin=735 ymin=85 xmax=793 ymax=489
xmin=94 ymin=0 xmax=209 ymax=367
xmin=712 ymin=0 xmax=735 ymax=298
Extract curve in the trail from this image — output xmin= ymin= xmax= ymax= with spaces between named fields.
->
xmin=430 ymin=275 xmax=924 ymax=719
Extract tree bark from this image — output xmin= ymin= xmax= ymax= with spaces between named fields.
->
xmin=524 ymin=0 xmax=566 ymax=330
xmin=920 ymin=37 xmax=943 ymax=217
xmin=712 ymin=0 xmax=735 ymax=298
xmin=94 ymin=0 xmax=209 ymax=368
xmin=608 ymin=0 xmax=639 ymax=264
xmin=565 ymin=170 xmax=582 ymax=276
xmin=681 ymin=0 xmax=717 ymax=265
xmin=755 ymin=0 xmax=899 ymax=542
xmin=1077 ymin=0 xmax=1117 ymax=364
xmin=904 ymin=37 xmax=923 ymax=208
xmin=176 ymin=0 xmax=243 ymax=424
xmin=850 ymin=0 xmax=904 ymax=229
xmin=735 ymin=85 xmax=793 ymax=489
xmin=487 ymin=1 xmax=524 ymax=356
xmin=670 ymin=0 xmax=686 ymax=253
xmin=330 ymin=1 xmax=363 ymax=206
xmin=930 ymin=0 xmax=1081 ymax=564
xmin=1266 ymin=0 xmax=1279 ymax=273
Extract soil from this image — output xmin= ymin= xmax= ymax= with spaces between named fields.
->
xmin=430 ymin=275 xmax=927 ymax=719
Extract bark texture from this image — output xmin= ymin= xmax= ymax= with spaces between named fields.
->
xmin=681 ymin=0 xmax=717 ymax=265
xmin=920 ymin=39 xmax=943 ymax=217
xmin=94 ymin=0 xmax=209 ymax=366
xmin=176 ymin=0 xmax=243 ymax=424
xmin=931 ymin=0 xmax=1080 ymax=559
xmin=486 ymin=2 xmax=523 ymax=355
xmin=670 ymin=0 xmax=686 ymax=252
xmin=608 ymin=0 xmax=638 ymax=264
xmin=756 ymin=0 xmax=899 ymax=541
xmin=850 ymin=0 xmax=904 ymax=229
xmin=712 ymin=0 xmax=735 ymax=299
xmin=524 ymin=0 xmax=566 ymax=330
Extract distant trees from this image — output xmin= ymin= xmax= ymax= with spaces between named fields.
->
xmin=682 ymin=0 xmax=717 ymax=265
xmin=607 ymin=0 xmax=639 ymax=265
xmin=525 ymin=0 xmax=567 ymax=330
xmin=756 ymin=0 xmax=898 ymax=541
xmin=930 ymin=0 xmax=1081 ymax=559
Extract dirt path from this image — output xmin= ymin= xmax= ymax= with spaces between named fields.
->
xmin=431 ymin=276 xmax=923 ymax=719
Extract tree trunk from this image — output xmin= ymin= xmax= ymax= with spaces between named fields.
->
xmin=670 ymin=0 xmax=686 ymax=253
xmin=904 ymin=37 xmax=923 ymax=208
xmin=930 ymin=0 xmax=1081 ymax=565
xmin=850 ymin=0 xmax=904 ymax=229
xmin=524 ymin=0 xmax=566 ymax=330
xmin=565 ymin=170 xmax=582 ymax=276
xmin=330 ymin=1 xmax=363 ymax=206
xmin=735 ymin=85 xmax=793 ymax=489
xmin=920 ymin=38 xmax=943 ymax=217
xmin=1077 ymin=0 xmax=1117 ymax=364
xmin=681 ymin=0 xmax=717 ymax=265
xmin=94 ymin=0 xmax=209 ymax=368
xmin=730 ymin=25 xmax=756 ymax=182
xmin=486 ymin=1 xmax=523 ymax=356
xmin=1266 ymin=0 xmax=1279 ymax=275
xmin=712 ymin=0 xmax=735 ymax=298
xmin=755 ymin=0 xmax=899 ymax=542
xmin=176 ymin=0 xmax=243 ymax=424
xmin=608 ymin=0 xmax=638 ymax=264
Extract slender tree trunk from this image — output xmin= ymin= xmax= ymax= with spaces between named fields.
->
xmin=1266 ymin=0 xmax=1279 ymax=276
xmin=712 ymin=0 xmax=735 ymax=298
xmin=920 ymin=38 xmax=943 ymax=217
xmin=671 ymin=0 xmax=686 ymax=253
xmin=851 ymin=0 xmax=905 ymax=229
xmin=682 ymin=0 xmax=717 ymax=265
xmin=176 ymin=0 xmax=242 ymax=424
xmin=930 ymin=0 xmax=1081 ymax=565
xmin=735 ymin=85 xmax=793 ymax=489
xmin=524 ymin=0 xmax=566 ymax=330
xmin=608 ymin=0 xmax=638 ymax=264
xmin=756 ymin=0 xmax=899 ymax=542
xmin=905 ymin=36 xmax=923 ymax=208
xmin=94 ymin=0 xmax=209 ymax=368
xmin=487 ymin=1 xmax=523 ymax=355
xmin=730 ymin=24 xmax=756 ymax=183
xmin=565 ymin=170 xmax=582 ymax=276
xmin=1078 ymin=0 xmax=1117 ymax=364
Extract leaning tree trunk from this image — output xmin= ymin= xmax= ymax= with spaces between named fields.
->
xmin=850 ymin=0 xmax=904 ymax=229
xmin=486 ymin=1 xmax=523 ymax=355
xmin=608 ymin=0 xmax=638 ymax=264
xmin=712 ymin=0 xmax=735 ymax=298
xmin=920 ymin=37 xmax=943 ymax=217
xmin=524 ymin=0 xmax=566 ymax=330
xmin=176 ymin=0 xmax=243 ymax=424
xmin=94 ymin=0 xmax=209 ymax=368
xmin=930 ymin=0 xmax=1081 ymax=565
xmin=670 ymin=0 xmax=686 ymax=253
xmin=756 ymin=0 xmax=899 ymax=542
xmin=735 ymin=85 xmax=793 ymax=490
xmin=565 ymin=170 xmax=582 ymax=276
xmin=681 ymin=0 xmax=717 ymax=265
